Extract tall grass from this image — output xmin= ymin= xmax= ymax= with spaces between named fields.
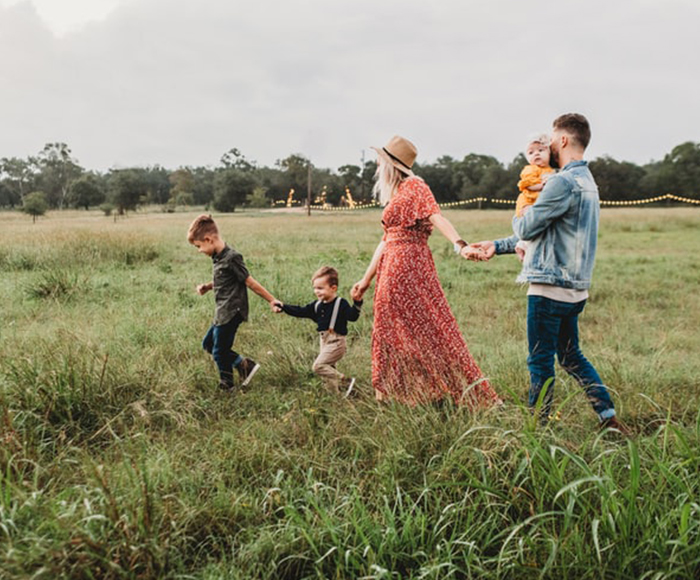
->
xmin=1 ymin=207 xmax=699 ymax=579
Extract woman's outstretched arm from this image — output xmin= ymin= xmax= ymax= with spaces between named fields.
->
xmin=429 ymin=213 xmax=487 ymax=261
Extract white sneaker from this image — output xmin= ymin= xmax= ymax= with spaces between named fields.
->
xmin=343 ymin=377 xmax=356 ymax=398
xmin=238 ymin=359 xmax=261 ymax=387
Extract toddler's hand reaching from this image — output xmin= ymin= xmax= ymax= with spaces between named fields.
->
xmin=271 ymin=300 xmax=284 ymax=313
xmin=351 ymin=282 xmax=367 ymax=302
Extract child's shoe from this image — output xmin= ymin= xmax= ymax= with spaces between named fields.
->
xmin=218 ymin=372 xmax=236 ymax=392
xmin=237 ymin=358 xmax=261 ymax=387
xmin=341 ymin=377 xmax=356 ymax=399
xmin=600 ymin=415 xmax=631 ymax=437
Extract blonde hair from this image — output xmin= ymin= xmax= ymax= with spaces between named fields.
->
xmin=525 ymin=132 xmax=550 ymax=151
xmin=373 ymin=157 xmax=407 ymax=205
xmin=187 ymin=214 xmax=219 ymax=243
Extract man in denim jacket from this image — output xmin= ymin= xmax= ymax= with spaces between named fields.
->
xmin=474 ymin=114 xmax=625 ymax=432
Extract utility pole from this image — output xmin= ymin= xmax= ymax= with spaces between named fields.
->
xmin=360 ymin=149 xmax=366 ymax=201
xmin=306 ymin=162 xmax=312 ymax=217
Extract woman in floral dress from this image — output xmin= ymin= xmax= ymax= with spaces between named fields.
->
xmin=352 ymin=136 xmax=502 ymax=408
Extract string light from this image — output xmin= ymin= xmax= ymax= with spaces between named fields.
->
xmin=599 ymin=193 xmax=700 ymax=206
xmin=304 ymin=192 xmax=699 ymax=211
xmin=308 ymin=200 xmax=381 ymax=212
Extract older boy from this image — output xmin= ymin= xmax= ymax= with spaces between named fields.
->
xmin=188 ymin=214 xmax=278 ymax=391
xmin=274 ymin=266 xmax=362 ymax=397
xmin=472 ymin=114 xmax=626 ymax=433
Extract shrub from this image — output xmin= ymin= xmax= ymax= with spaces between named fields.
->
xmin=22 ymin=191 xmax=49 ymax=222
xmin=26 ymin=270 xmax=83 ymax=300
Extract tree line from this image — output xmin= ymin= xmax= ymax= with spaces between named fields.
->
xmin=2 ymin=141 xmax=699 ymax=217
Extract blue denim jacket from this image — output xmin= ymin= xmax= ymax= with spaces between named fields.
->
xmin=494 ymin=160 xmax=599 ymax=289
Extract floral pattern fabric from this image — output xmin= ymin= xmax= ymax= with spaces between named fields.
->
xmin=372 ymin=177 xmax=501 ymax=408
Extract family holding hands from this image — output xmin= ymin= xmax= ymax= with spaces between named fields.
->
xmin=188 ymin=113 xmax=627 ymax=433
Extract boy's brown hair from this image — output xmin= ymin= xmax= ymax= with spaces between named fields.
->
xmin=187 ymin=214 xmax=219 ymax=243
xmin=553 ymin=113 xmax=591 ymax=149
xmin=312 ymin=266 xmax=339 ymax=287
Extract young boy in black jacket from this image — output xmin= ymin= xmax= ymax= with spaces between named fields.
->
xmin=274 ymin=266 xmax=362 ymax=397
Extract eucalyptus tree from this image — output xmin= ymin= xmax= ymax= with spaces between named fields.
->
xmin=0 ymin=181 xmax=14 ymax=207
xmin=0 ymin=156 xmax=37 ymax=205
xmin=35 ymin=142 xmax=83 ymax=209
xmin=68 ymin=173 xmax=106 ymax=210
xmin=169 ymin=168 xmax=196 ymax=206
xmin=221 ymin=148 xmax=257 ymax=172
xmin=276 ymin=154 xmax=312 ymax=193
xmin=415 ymin=156 xmax=457 ymax=203
xmin=190 ymin=166 xmax=216 ymax=206
xmin=107 ymin=168 xmax=148 ymax=214
xmin=213 ymin=169 xmax=257 ymax=212
xmin=589 ymin=156 xmax=645 ymax=201
xmin=660 ymin=142 xmax=700 ymax=198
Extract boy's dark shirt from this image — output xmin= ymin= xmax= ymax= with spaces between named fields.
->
xmin=212 ymin=244 xmax=249 ymax=325
xmin=281 ymin=297 xmax=362 ymax=335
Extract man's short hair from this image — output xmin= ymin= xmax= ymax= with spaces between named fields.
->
xmin=187 ymin=214 xmax=219 ymax=243
xmin=312 ymin=266 xmax=339 ymax=287
xmin=553 ymin=113 xmax=591 ymax=149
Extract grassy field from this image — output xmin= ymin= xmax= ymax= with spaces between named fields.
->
xmin=1 ymin=206 xmax=699 ymax=579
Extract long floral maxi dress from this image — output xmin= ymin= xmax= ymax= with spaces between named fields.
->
xmin=371 ymin=176 xmax=501 ymax=408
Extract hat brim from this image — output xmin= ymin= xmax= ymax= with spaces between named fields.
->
xmin=371 ymin=146 xmax=414 ymax=177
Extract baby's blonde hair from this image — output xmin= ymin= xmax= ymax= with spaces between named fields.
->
xmin=525 ymin=132 xmax=550 ymax=151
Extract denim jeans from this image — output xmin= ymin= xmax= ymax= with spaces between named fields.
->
xmin=202 ymin=313 xmax=243 ymax=388
xmin=527 ymin=295 xmax=615 ymax=421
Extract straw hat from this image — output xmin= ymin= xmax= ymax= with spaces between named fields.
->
xmin=372 ymin=135 xmax=417 ymax=177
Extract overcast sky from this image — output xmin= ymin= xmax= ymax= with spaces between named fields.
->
xmin=1 ymin=0 xmax=699 ymax=172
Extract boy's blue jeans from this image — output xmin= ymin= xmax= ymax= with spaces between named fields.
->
xmin=202 ymin=313 xmax=243 ymax=388
xmin=527 ymin=295 xmax=615 ymax=422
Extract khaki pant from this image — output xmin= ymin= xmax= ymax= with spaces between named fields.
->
xmin=312 ymin=331 xmax=347 ymax=391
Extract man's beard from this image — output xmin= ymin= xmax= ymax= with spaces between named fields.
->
xmin=549 ymin=146 xmax=560 ymax=169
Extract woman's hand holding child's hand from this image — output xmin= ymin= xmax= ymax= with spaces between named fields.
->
xmin=351 ymin=281 xmax=368 ymax=302
xmin=271 ymin=300 xmax=284 ymax=313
